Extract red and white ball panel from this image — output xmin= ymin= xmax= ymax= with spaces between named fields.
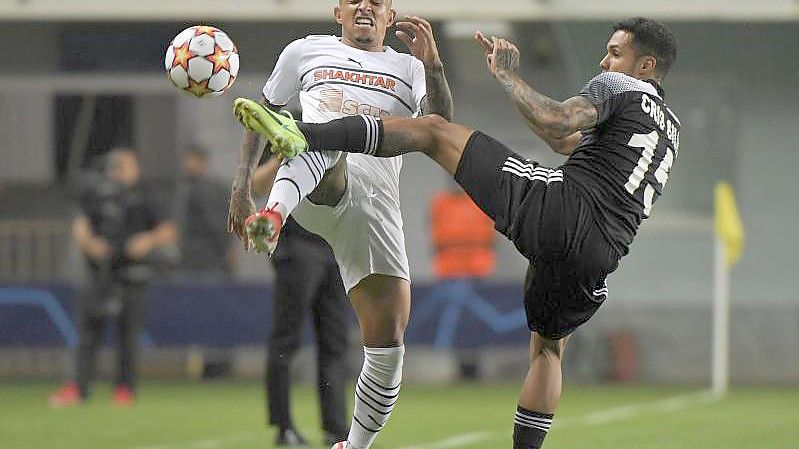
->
xmin=171 ymin=27 xmax=196 ymax=47
xmin=228 ymin=53 xmax=240 ymax=78
xmin=213 ymin=31 xmax=236 ymax=52
xmin=164 ymin=45 xmax=175 ymax=71
xmin=188 ymin=56 xmax=214 ymax=82
xmin=208 ymin=70 xmax=232 ymax=92
xmin=188 ymin=34 xmax=215 ymax=57
xmin=169 ymin=66 xmax=189 ymax=89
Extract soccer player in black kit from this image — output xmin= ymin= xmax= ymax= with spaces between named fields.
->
xmin=233 ymin=17 xmax=679 ymax=449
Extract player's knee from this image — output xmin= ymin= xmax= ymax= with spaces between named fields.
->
xmin=419 ymin=113 xmax=449 ymax=134
xmin=418 ymin=114 xmax=450 ymax=147
xmin=363 ymin=321 xmax=407 ymax=347
xmin=534 ymin=345 xmax=563 ymax=363
xmin=532 ymin=335 xmax=566 ymax=361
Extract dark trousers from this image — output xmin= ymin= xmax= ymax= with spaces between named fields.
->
xmin=266 ymin=237 xmax=350 ymax=437
xmin=74 ymin=268 xmax=148 ymax=398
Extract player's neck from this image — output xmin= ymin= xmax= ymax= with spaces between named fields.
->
xmin=340 ymin=35 xmax=385 ymax=52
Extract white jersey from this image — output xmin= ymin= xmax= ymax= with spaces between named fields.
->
xmin=261 ymin=35 xmax=427 ymax=291
xmin=263 ymin=35 xmax=426 ymax=195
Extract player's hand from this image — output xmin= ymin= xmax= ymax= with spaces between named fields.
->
xmin=227 ymin=185 xmax=256 ymax=251
xmin=85 ymin=237 xmax=112 ymax=261
xmin=396 ymin=16 xmax=443 ymax=70
xmin=475 ymin=32 xmax=520 ymax=80
xmin=125 ymin=233 xmax=154 ymax=260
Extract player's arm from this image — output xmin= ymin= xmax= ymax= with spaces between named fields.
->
xmin=397 ymin=16 xmax=454 ymax=120
xmin=228 ymin=102 xmax=268 ymax=244
xmin=228 ymin=99 xmax=284 ymax=244
xmin=475 ymin=33 xmax=595 ymax=155
xmin=252 ymin=154 xmax=282 ymax=198
xmin=229 ymin=38 xmax=301 ymax=244
xmin=72 ymin=215 xmax=111 ymax=260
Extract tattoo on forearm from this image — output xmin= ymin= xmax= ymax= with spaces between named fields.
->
xmin=380 ymin=129 xmax=418 ymax=156
xmin=234 ymin=132 xmax=264 ymax=187
xmin=501 ymin=75 xmax=593 ymax=138
xmin=421 ymin=67 xmax=454 ymax=121
xmin=495 ymin=48 xmax=520 ymax=74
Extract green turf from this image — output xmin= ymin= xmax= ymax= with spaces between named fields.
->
xmin=1 ymin=381 xmax=797 ymax=449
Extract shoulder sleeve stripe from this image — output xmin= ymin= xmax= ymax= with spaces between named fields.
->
xmin=580 ymin=72 xmax=660 ymax=104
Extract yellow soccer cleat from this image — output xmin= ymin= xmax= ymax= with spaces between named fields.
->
xmin=232 ymin=98 xmax=308 ymax=158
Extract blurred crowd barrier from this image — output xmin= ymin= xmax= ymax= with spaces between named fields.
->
xmin=1 ymin=283 xmax=797 ymax=385
xmin=0 ymin=219 xmax=71 ymax=282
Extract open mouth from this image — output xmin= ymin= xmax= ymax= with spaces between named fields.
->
xmin=355 ymin=17 xmax=375 ymax=27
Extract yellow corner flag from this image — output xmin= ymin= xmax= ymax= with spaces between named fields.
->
xmin=715 ymin=182 xmax=745 ymax=267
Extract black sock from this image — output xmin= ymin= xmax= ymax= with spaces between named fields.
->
xmin=298 ymin=115 xmax=383 ymax=154
xmin=513 ymin=406 xmax=554 ymax=449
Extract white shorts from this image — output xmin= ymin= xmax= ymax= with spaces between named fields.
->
xmin=292 ymin=158 xmax=410 ymax=292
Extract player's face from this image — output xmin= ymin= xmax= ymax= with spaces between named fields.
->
xmin=183 ymin=153 xmax=206 ymax=176
xmin=599 ymin=30 xmax=655 ymax=80
xmin=109 ymin=151 xmax=140 ymax=186
xmin=335 ymin=0 xmax=396 ymax=51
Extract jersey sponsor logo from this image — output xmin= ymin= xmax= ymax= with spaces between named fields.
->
xmin=313 ymin=69 xmax=397 ymax=92
xmin=317 ymin=88 xmax=389 ymax=118
xmin=319 ymin=88 xmax=344 ymax=112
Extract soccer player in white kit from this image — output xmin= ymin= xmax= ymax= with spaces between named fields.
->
xmin=227 ymin=2 xmax=453 ymax=449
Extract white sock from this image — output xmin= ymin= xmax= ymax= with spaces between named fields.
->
xmin=267 ymin=150 xmax=340 ymax=223
xmin=346 ymin=345 xmax=405 ymax=449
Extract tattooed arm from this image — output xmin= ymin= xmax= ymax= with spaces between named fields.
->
xmin=397 ymin=16 xmax=454 ymax=120
xmin=474 ymin=32 xmax=595 ymax=155
xmin=227 ymin=99 xmax=275 ymax=247
xmin=420 ymin=65 xmax=454 ymax=121
xmin=498 ymin=74 xmax=587 ymax=155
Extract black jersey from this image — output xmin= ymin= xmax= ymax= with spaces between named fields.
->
xmin=564 ymin=72 xmax=681 ymax=256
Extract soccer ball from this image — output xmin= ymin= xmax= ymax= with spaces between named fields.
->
xmin=164 ymin=25 xmax=239 ymax=98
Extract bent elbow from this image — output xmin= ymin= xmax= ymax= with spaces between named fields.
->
xmin=546 ymin=122 xmax=574 ymax=140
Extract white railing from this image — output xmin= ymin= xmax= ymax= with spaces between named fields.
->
xmin=0 ymin=0 xmax=797 ymax=21
xmin=0 ymin=219 xmax=70 ymax=282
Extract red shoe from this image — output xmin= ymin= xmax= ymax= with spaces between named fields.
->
xmin=244 ymin=206 xmax=284 ymax=256
xmin=112 ymin=385 xmax=135 ymax=407
xmin=49 ymin=382 xmax=82 ymax=408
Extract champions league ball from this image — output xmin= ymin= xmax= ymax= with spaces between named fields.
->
xmin=164 ymin=25 xmax=240 ymax=98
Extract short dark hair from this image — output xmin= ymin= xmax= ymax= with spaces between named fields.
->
xmin=612 ymin=17 xmax=677 ymax=78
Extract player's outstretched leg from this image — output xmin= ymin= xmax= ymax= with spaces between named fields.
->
xmin=513 ymin=333 xmax=568 ymax=449
xmin=245 ymin=151 xmax=344 ymax=256
xmin=233 ymin=97 xmax=473 ymax=176
xmin=233 ymin=98 xmax=308 ymax=158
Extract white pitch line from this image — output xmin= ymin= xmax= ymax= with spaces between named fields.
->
xmin=392 ymin=431 xmax=496 ymax=449
xmin=388 ymin=390 xmax=720 ymax=449
xmin=131 ymin=391 xmax=720 ymax=449
xmin=557 ymin=390 xmax=718 ymax=427
xmin=130 ymin=432 xmax=260 ymax=449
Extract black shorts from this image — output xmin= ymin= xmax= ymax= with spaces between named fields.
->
xmin=455 ymin=131 xmax=620 ymax=339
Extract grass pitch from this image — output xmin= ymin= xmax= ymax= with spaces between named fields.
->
xmin=1 ymin=381 xmax=797 ymax=449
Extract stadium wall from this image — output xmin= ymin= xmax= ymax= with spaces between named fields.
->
xmin=1 ymin=284 xmax=797 ymax=384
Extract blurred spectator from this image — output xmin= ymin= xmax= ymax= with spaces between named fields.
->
xmin=49 ymin=147 xmax=177 ymax=407
xmin=176 ymin=145 xmax=235 ymax=279
xmin=252 ymin=156 xmax=351 ymax=447
xmin=431 ymin=183 xmax=495 ymax=279
xmin=426 ymin=182 xmax=495 ymax=348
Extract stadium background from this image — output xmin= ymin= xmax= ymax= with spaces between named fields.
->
xmin=0 ymin=1 xmax=797 ymax=448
